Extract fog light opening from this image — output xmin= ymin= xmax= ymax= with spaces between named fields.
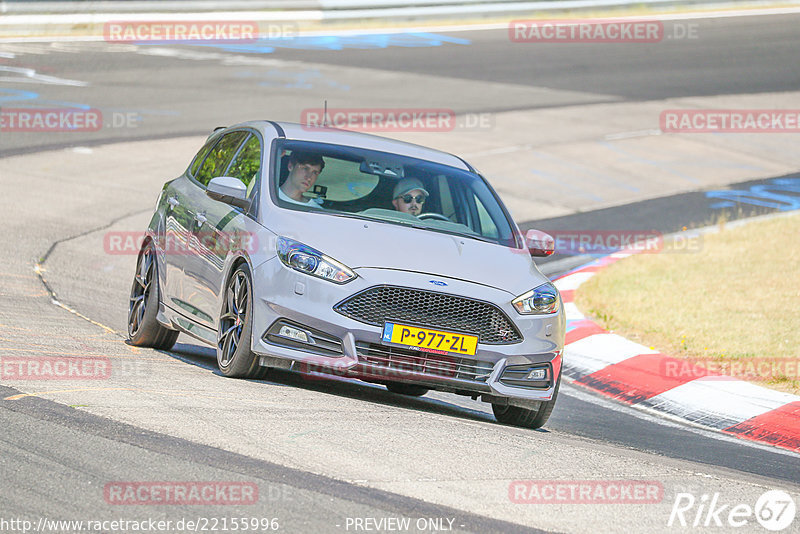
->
xmin=265 ymin=320 xmax=317 ymax=346
xmin=526 ymin=368 xmax=547 ymax=381
xmin=278 ymin=325 xmax=310 ymax=343
xmin=498 ymin=362 xmax=552 ymax=389
xmin=264 ymin=320 xmax=345 ymax=358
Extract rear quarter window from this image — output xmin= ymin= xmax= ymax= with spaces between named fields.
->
xmin=189 ymin=140 xmax=216 ymax=178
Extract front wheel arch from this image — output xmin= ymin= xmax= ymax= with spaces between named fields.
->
xmin=216 ymin=261 xmax=267 ymax=379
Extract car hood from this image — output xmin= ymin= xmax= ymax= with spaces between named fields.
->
xmin=269 ymin=211 xmax=550 ymax=296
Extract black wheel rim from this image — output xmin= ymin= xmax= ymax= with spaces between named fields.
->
xmin=218 ymin=271 xmax=248 ymax=367
xmin=128 ymin=247 xmax=154 ymax=337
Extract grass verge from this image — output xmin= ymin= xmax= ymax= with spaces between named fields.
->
xmin=575 ymin=212 xmax=800 ymax=395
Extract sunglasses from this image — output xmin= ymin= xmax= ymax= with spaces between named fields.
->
xmin=400 ymin=194 xmax=426 ymax=204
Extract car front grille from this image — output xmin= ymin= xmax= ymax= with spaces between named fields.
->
xmin=334 ymin=285 xmax=522 ymax=344
xmin=355 ymin=342 xmax=495 ymax=382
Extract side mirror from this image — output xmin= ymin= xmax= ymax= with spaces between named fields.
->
xmin=206 ymin=177 xmax=250 ymax=210
xmin=525 ymin=229 xmax=555 ymax=257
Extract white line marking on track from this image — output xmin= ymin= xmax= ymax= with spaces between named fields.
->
xmin=605 ymin=129 xmax=663 ymax=140
xmin=554 ymin=271 xmax=595 ymax=291
xmin=563 ymin=302 xmax=585 ymax=321
xmin=566 ymin=333 xmax=657 ymax=372
xmin=0 ymin=66 xmax=88 ymax=86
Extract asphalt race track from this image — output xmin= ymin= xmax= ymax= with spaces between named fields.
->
xmin=1 ymin=11 xmax=799 ymax=534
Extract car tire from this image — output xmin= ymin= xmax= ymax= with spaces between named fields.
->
xmin=491 ymin=373 xmax=560 ymax=429
xmin=217 ymin=263 xmax=268 ymax=379
xmin=384 ymin=382 xmax=429 ymax=397
xmin=127 ymin=241 xmax=179 ymax=350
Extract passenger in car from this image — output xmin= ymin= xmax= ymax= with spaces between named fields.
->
xmin=279 ymin=151 xmax=325 ymax=207
xmin=391 ymin=178 xmax=429 ymax=217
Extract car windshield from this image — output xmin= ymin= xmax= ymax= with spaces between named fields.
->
xmin=272 ymin=140 xmax=520 ymax=248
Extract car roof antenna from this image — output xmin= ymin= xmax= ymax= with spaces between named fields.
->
xmin=323 ymin=100 xmax=328 ymax=127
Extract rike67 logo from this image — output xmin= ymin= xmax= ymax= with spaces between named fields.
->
xmin=668 ymin=490 xmax=796 ymax=531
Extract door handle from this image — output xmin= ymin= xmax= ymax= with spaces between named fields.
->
xmin=189 ymin=212 xmax=207 ymax=249
xmin=167 ymin=196 xmax=179 ymax=209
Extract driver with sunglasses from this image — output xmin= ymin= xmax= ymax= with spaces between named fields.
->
xmin=391 ymin=178 xmax=429 ymax=217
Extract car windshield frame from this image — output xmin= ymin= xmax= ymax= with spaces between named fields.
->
xmin=268 ymin=139 xmax=523 ymax=249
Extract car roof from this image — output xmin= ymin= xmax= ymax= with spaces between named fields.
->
xmin=225 ymin=120 xmax=472 ymax=172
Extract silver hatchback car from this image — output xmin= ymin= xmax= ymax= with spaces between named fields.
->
xmin=128 ymin=121 xmax=564 ymax=429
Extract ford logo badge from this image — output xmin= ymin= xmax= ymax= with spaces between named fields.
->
xmin=429 ymin=280 xmax=447 ymax=286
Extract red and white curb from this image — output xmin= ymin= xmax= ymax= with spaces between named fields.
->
xmin=554 ymin=252 xmax=800 ymax=454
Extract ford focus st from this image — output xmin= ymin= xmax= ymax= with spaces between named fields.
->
xmin=128 ymin=121 xmax=564 ymax=429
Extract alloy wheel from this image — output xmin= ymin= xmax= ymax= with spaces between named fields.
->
xmin=128 ymin=247 xmax=154 ymax=337
xmin=218 ymin=271 xmax=249 ymax=368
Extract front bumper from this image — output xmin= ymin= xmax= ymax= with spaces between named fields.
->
xmin=250 ymin=259 xmax=565 ymax=403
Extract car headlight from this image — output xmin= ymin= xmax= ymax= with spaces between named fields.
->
xmin=512 ymin=282 xmax=560 ymax=314
xmin=277 ymin=237 xmax=356 ymax=284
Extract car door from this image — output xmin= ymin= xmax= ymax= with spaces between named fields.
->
xmin=183 ymin=130 xmax=261 ymax=329
xmin=169 ymin=130 xmax=249 ymax=328
xmin=162 ymin=137 xmax=218 ymax=313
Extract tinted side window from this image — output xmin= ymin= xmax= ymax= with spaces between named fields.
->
xmin=226 ymin=134 xmax=261 ymax=190
xmin=195 ymin=131 xmax=248 ymax=187
xmin=189 ymin=141 xmax=216 ymax=178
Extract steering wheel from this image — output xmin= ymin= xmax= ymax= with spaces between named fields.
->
xmin=418 ymin=213 xmax=450 ymax=221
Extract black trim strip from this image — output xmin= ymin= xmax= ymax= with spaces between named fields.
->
xmin=267 ymin=120 xmax=286 ymax=138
